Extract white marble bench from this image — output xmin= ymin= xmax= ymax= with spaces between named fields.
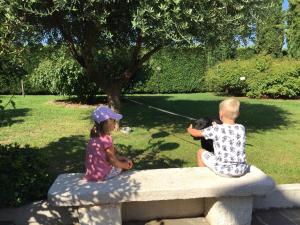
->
xmin=48 ymin=166 xmax=275 ymax=225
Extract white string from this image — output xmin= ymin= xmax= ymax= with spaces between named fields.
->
xmin=125 ymin=98 xmax=197 ymax=121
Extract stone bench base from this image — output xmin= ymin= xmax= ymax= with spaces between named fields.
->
xmin=77 ymin=197 xmax=253 ymax=225
xmin=48 ymin=166 xmax=275 ymax=225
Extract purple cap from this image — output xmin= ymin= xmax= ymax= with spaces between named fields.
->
xmin=92 ymin=106 xmax=123 ymax=123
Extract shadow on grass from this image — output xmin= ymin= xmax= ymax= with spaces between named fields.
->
xmin=116 ymin=140 xmax=183 ymax=170
xmin=41 ymin=133 xmax=184 ymax=176
xmin=0 ymin=108 xmax=31 ymax=128
xmin=40 ymin=135 xmax=87 ymax=175
xmin=121 ymin=95 xmax=292 ymax=133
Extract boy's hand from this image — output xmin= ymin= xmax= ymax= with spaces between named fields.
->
xmin=187 ymin=124 xmax=203 ymax=138
xmin=187 ymin=124 xmax=193 ymax=134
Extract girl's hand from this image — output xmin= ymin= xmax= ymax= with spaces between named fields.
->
xmin=127 ymin=160 xmax=133 ymax=169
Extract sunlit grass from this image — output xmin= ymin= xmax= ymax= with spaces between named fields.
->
xmin=1 ymin=93 xmax=299 ymax=184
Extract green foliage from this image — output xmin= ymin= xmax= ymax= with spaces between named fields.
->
xmin=256 ymin=0 xmax=284 ymax=57
xmin=30 ymin=46 xmax=99 ymax=101
xmin=1 ymin=0 xmax=268 ymax=109
xmin=206 ymin=55 xmax=300 ymax=98
xmin=0 ymin=143 xmax=53 ymax=208
xmin=287 ymin=0 xmax=300 ymax=58
xmin=0 ymin=56 xmax=26 ymax=94
xmin=236 ymin=47 xmax=256 ymax=60
xmin=128 ymin=47 xmax=207 ymax=93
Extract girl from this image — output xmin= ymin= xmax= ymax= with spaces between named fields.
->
xmin=84 ymin=106 xmax=133 ymax=181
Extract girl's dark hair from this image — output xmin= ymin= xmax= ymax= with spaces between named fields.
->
xmin=90 ymin=121 xmax=109 ymax=138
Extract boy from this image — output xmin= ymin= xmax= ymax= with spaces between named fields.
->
xmin=187 ymin=98 xmax=249 ymax=177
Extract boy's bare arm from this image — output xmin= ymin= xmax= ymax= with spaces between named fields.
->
xmin=187 ymin=124 xmax=203 ymax=137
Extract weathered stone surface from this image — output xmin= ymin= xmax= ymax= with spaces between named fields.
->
xmin=48 ymin=166 xmax=275 ymax=207
xmin=254 ymin=184 xmax=300 ymax=209
xmin=78 ymin=204 xmax=121 ymax=225
xmin=205 ymin=196 xmax=253 ymax=225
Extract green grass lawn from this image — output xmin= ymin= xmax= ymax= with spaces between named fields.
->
xmin=1 ymin=93 xmax=300 ymax=184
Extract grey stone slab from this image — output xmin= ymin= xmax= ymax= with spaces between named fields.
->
xmin=124 ymin=217 xmax=208 ymax=225
xmin=251 ymin=215 xmax=267 ymax=225
xmin=279 ymin=208 xmax=300 ymax=225
xmin=0 ymin=222 xmax=15 ymax=225
xmin=253 ymin=209 xmax=296 ymax=225
xmin=48 ymin=166 xmax=275 ymax=207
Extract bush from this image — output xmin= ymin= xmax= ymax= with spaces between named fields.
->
xmin=236 ymin=47 xmax=256 ymax=60
xmin=127 ymin=47 xmax=207 ymax=93
xmin=0 ymin=143 xmax=53 ymax=208
xmin=205 ymin=57 xmax=257 ymax=96
xmin=206 ymin=55 xmax=300 ymax=98
xmin=247 ymin=58 xmax=300 ymax=98
xmin=30 ymin=47 xmax=99 ymax=101
xmin=0 ymin=57 xmax=26 ymax=94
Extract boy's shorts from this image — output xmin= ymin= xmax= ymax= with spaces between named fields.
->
xmin=201 ymin=150 xmax=249 ymax=177
xmin=201 ymin=150 xmax=219 ymax=172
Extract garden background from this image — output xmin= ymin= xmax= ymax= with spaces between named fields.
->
xmin=0 ymin=0 xmax=300 ymax=210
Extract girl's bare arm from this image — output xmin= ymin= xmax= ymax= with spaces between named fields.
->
xmin=106 ymin=146 xmax=131 ymax=169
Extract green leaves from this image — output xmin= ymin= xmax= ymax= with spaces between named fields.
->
xmin=206 ymin=54 xmax=300 ymax=99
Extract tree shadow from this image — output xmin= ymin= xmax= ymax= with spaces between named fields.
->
xmin=39 ymin=133 xmax=183 ymax=176
xmin=121 ymin=95 xmax=292 ymax=134
xmin=116 ymin=141 xmax=183 ymax=170
xmin=0 ymin=108 xmax=31 ymax=128
xmin=40 ymin=135 xmax=87 ymax=175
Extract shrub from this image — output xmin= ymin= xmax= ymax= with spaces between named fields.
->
xmin=205 ymin=55 xmax=300 ymax=99
xmin=0 ymin=57 xmax=26 ymax=94
xmin=128 ymin=47 xmax=207 ymax=93
xmin=30 ymin=47 xmax=99 ymax=100
xmin=0 ymin=143 xmax=53 ymax=208
xmin=205 ymin=57 xmax=257 ymax=96
xmin=247 ymin=58 xmax=300 ymax=98
xmin=236 ymin=47 xmax=256 ymax=60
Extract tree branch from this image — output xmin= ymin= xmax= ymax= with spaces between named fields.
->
xmin=139 ymin=44 xmax=163 ymax=65
xmin=60 ymin=27 xmax=86 ymax=68
xmin=119 ymin=44 xmax=164 ymax=83
xmin=131 ymin=30 xmax=143 ymax=65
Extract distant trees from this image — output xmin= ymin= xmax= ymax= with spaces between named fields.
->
xmin=287 ymin=0 xmax=300 ymax=58
xmin=256 ymin=0 xmax=284 ymax=57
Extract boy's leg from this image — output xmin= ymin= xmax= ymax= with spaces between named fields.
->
xmin=197 ymin=149 xmax=207 ymax=167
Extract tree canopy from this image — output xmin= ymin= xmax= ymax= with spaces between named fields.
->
xmin=256 ymin=0 xmax=284 ymax=57
xmin=1 ymin=0 xmax=267 ymax=111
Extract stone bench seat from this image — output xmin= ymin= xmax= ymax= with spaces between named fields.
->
xmin=48 ymin=166 xmax=275 ymax=225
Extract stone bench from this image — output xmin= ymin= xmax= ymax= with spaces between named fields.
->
xmin=48 ymin=166 xmax=275 ymax=225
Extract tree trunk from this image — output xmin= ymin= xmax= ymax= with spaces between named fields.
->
xmin=21 ymin=79 xmax=25 ymax=97
xmin=105 ymin=83 xmax=122 ymax=130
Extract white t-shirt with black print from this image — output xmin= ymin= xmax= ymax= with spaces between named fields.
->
xmin=202 ymin=123 xmax=249 ymax=177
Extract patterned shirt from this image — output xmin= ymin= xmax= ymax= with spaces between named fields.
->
xmin=202 ymin=123 xmax=249 ymax=176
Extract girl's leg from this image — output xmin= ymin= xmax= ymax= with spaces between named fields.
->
xmin=105 ymin=167 xmax=122 ymax=180
xmin=197 ymin=149 xmax=207 ymax=167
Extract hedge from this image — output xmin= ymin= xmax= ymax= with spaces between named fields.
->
xmin=127 ymin=47 xmax=207 ymax=93
xmin=205 ymin=55 xmax=300 ymax=98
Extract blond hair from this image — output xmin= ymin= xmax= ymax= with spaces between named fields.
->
xmin=219 ymin=98 xmax=240 ymax=120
